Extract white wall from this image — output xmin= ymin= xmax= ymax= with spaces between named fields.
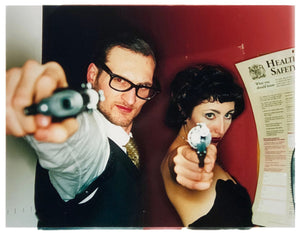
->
xmin=6 ymin=6 xmax=42 ymax=227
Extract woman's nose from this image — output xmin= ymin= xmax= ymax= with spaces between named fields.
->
xmin=214 ymin=118 xmax=226 ymax=135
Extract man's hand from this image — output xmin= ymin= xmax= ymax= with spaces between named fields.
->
xmin=169 ymin=144 xmax=217 ymax=190
xmin=6 ymin=60 xmax=78 ymax=143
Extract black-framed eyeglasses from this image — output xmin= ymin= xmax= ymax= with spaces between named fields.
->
xmin=101 ymin=64 xmax=160 ymax=100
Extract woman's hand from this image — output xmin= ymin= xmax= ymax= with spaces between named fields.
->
xmin=6 ymin=60 xmax=78 ymax=143
xmin=169 ymin=144 xmax=217 ymax=190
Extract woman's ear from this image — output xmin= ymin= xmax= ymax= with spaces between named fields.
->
xmin=87 ymin=63 xmax=99 ymax=85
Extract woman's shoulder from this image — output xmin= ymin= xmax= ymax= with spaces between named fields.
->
xmin=213 ymin=164 xmax=235 ymax=183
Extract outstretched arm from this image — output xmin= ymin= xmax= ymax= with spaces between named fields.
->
xmin=6 ymin=60 xmax=110 ymax=201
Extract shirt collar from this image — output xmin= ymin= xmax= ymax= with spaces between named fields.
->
xmin=100 ymin=113 xmax=132 ymax=150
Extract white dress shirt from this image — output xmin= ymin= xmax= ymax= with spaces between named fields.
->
xmin=26 ymin=110 xmax=131 ymax=202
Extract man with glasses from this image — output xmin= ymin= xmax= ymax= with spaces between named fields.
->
xmin=6 ymin=32 xmax=216 ymax=228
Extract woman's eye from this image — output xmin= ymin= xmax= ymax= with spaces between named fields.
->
xmin=205 ymin=113 xmax=215 ymax=120
xmin=225 ymin=113 xmax=233 ymax=120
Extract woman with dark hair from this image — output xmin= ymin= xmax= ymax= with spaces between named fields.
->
xmin=161 ymin=64 xmax=253 ymax=228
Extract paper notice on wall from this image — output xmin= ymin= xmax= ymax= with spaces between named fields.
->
xmin=235 ymin=48 xmax=295 ymax=227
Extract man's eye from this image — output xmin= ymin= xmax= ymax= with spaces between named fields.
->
xmin=114 ymin=77 xmax=124 ymax=83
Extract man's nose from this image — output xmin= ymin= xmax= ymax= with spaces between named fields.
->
xmin=122 ymin=88 xmax=137 ymax=105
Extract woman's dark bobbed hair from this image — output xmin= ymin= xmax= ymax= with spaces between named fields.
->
xmin=165 ymin=64 xmax=245 ymax=129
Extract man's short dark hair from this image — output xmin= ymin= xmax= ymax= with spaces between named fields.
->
xmin=92 ymin=31 xmax=156 ymax=68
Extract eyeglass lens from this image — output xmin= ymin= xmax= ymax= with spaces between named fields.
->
xmin=110 ymin=77 xmax=155 ymax=99
xmin=102 ymin=64 xmax=158 ymax=100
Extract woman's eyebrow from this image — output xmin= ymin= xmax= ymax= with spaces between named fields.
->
xmin=207 ymin=109 xmax=221 ymax=114
xmin=206 ymin=109 xmax=235 ymax=114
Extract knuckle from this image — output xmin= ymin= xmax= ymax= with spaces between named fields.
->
xmin=23 ymin=59 xmax=39 ymax=69
xmin=197 ymin=182 xmax=210 ymax=190
xmin=176 ymin=146 xmax=183 ymax=154
xmin=173 ymin=154 xmax=180 ymax=164
xmin=46 ymin=61 xmax=61 ymax=68
xmin=46 ymin=61 xmax=65 ymax=75
xmin=194 ymin=172 xmax=203 ymax=181
xmin=6 ymin=121 xmax=25 ymax=137
xmin=12 ymin=92 xmax=29 ymax=109
xmin=45 ymin=62 xmax=68 ymax=87
xmin=173 ymin=164 xmax=181 ymax=175
xmin=6 ymin=67 xmax=21 ymax=79
xmin=188 ymin=182 xmax=198 ymax=190
xmin=175 ymin=175 xmax=184 ymax=185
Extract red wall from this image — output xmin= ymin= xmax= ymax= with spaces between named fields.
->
xmin=117 ymin=5 xmax=295 ymax=227
xmin=43 ymin=5 xmax=295 ymax=227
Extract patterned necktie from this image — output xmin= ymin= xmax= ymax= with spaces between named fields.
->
xmin=125 ymin=137 xmax=140 ymax=168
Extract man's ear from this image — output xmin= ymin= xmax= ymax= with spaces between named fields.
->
xmin=87 ymin=63 xmax=99 ymax=85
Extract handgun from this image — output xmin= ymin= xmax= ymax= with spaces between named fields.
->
xmin=187 ymin=123 xmax=212 ymax=167
xmin=24 ymin=83 xmax=103 ymax=121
